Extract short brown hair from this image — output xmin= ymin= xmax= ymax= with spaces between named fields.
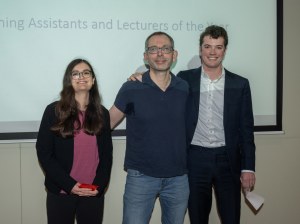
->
xmin=200 ymin=25 xmax=228 ymax=48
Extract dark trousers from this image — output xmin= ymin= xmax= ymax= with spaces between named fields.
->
xmin=187 ymin=145 xmax=241 ymax=224
xmin=46 ymin=192 xmax=104 ymax=224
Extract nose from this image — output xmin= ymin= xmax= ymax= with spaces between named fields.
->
xmin=210 ymin=47 xmax=216 ymax=54
xmin=157 ymin=48 xmax=163 ymax=56
xmin=78 ymin=72 xmax=85 ymax=79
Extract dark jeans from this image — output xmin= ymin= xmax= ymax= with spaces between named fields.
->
xmin=188 ymin=145 xmax=241 ymax=224
xmin=47 ymin=192 xmax=104 ymax=224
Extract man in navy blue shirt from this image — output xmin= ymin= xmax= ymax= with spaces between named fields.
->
xmin=109 ymin=32 xmax=189 ymax=224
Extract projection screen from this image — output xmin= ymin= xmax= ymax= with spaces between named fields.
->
xmin=0 ymin=0 xmax=283 ymax=140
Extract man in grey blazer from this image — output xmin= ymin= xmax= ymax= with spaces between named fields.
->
xmin=177 ymin=25 xmax=256 ymax=224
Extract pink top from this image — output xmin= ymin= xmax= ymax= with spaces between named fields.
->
xmin=70 ymin=112 xmax=99 ymax=184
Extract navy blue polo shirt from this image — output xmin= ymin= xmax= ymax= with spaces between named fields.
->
xmin=114 ymin=71 xmax=188 ymax=177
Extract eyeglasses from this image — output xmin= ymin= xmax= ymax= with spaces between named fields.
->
xmin=71 ymin=70 xmax=92 ymax=80
xmin=146 ymin=46 xmax=174 ymax=54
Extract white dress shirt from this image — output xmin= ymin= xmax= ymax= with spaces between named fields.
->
xmin=191 ymin=67 xmax=226 ymax=148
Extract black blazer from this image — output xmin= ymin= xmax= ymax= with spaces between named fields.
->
xmin=177 ymin=67 xmax=255 ymax=174
xmin=36 ymin=102 xmax=113 ymax=196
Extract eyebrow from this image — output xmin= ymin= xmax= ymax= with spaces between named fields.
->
xmin=148 ymin=44 xmax=172 ymax=47
xmin=203 ymin=44 xmax=224 ymax=46
xmin=72 ymin=69 xmax=91 ymax=72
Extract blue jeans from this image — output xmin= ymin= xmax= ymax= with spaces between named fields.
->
xmin=122 ymin=169 xmax=189 ymax=224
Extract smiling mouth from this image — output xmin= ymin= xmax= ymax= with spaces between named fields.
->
xmin=155 ymin=59 xmax=167 ymax=63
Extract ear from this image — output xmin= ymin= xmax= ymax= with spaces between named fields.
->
xmin=172 ymin=50 xmax=178 ymax=62
xmin=198 ymin=46 xmax=203 ymax=63
xmin=92 ymin=78 xmax=95 ymax=84
xmin=143 ymin=52 xmax=149 ymax=64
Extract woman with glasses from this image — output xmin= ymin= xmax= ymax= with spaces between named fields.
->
xmin=36 ymin=58 xmax=113 ymax=224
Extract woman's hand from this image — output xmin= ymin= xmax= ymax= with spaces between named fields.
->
xmin=71 ymin=183 xmax=98 ymax=197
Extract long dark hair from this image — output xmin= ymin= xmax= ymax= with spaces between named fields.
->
xmin=51 ymin=59 xmax=104 ymax=137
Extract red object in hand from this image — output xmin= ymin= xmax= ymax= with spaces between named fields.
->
xmin=79 ymin=183 xmax=99 ymax=191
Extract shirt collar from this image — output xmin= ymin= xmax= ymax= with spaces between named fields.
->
xmin=142 ymin=70 xmax=177 ymax=88
xmin=201 ymin=67 xmax=225 ymax=82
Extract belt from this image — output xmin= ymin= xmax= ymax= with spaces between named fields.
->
xmin=189 ymin=144 xmax=227 ymax=154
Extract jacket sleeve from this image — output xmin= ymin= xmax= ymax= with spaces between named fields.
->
xmin=93 ymin=106 xmax=113 ymax=196
xmin=239 ymin=80 xmax=256 ymax=171
xmin=36 ymin=104 xmax=77 ymax=193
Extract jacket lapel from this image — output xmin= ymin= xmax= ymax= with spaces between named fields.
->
xmin=223 ymin=69 xmax=233 ymax=131
xmin=190 ymin=68 xmax=201 ymax=111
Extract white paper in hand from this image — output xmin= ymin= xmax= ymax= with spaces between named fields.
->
xmin=245 ymin=191 xmax=265 ymax=210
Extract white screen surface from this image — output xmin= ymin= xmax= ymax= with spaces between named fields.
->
xmin=0 ymin=0 xmax=280 ymax=137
